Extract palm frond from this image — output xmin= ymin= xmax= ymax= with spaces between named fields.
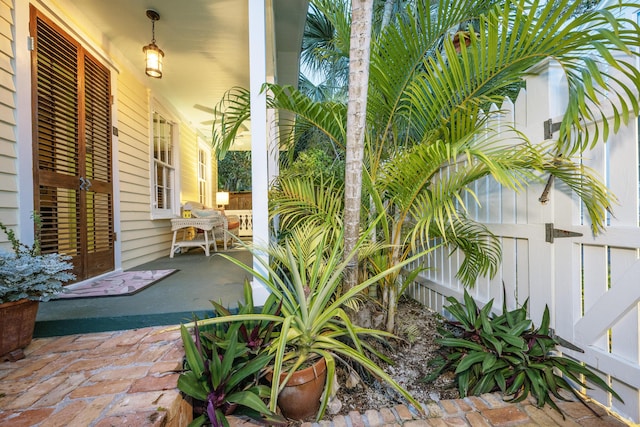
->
xmin=270 ymin=175 xmax=344 ymax=234
xmin=396 ymin=0 xmax=640 ymax=155
xmin=266 ymin=84 xmax=347 ymax=150
xmin=210 ymin=87 xmax=252 ymax=159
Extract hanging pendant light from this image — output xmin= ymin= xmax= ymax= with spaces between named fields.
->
xmin=143 ymin=10 xmax=164 ymax=78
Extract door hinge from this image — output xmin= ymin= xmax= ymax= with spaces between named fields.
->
xmin=545 ymin=223 xmax=583 ymax=243
xmin=112 ymin=126 xmax=118 ymax=136
xmin=27 ymin=36 xmax=35 ymax=51
xmin=543 ymin=118 xmax=561 ymax=140
xmin=113 ymin=232 xmax=117 ymax=242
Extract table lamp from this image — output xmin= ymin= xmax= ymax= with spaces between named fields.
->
xmin=216 ymin=191 xmax=230 ymax=211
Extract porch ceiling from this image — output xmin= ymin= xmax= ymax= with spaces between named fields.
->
xmin=68 ymin=0 xmax=308 ymax=149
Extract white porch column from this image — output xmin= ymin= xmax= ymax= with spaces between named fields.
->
xmin=15 ymin=0 xmax=35 ymax=245
xmin=248 ymin=0 xmax=272 ymax=304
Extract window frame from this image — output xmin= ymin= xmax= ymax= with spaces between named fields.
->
xmin=197 ymin=137 xmax=212 ymax=207
xmin=150 ymin=103 xmax=180 ymax=219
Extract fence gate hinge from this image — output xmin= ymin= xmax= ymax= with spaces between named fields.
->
xmin=544 ymin=118 xmax=562 ymax=139
xmin=545 ymin=223 xmax=583 ymax=243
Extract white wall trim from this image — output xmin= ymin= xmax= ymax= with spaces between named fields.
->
xmin=248 ymin=0 xmax=272 ymax=304
xmin=16 ymin=0 xmax=35 ymax=244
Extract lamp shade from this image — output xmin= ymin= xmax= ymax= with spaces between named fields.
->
xmin=143 ymin=42 xmax=164 ymax=78
xmin=216 ymin=191 xmax=230 ymax=206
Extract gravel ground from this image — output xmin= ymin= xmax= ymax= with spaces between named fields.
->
xmin=330 ymin=298 xmax=459 ymax=416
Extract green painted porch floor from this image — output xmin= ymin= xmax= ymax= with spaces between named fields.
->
xmin=34 ymin=247 xmax=253 ymax=337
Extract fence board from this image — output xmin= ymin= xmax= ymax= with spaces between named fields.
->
xmin=607 ymin=122 xmax=638 ymax=225
xmin=501 ymin=237 xmax=517 ymax=308
xmin=610 ymin=249 xmax=640 ymax=363
xmin=581 ymin=245 xmax=610 ymax=351
xmin=576 ymin=261 xmax=640 ymax=343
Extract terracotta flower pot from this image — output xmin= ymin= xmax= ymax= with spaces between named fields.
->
xmin=452 ymin=31 xmax=471 ymax=53
xmin=0 ymin=299 xmax=39 ymax=361
xmin=270 ymin=357 xmax=327 ymax=420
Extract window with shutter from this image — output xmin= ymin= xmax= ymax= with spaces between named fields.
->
xmin=31 ymin=6 xmax=114 ymax=282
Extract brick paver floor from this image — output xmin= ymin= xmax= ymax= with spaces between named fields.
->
xmin=296 ymin=394 xmax=630 ymax=427
xmin=0 ymin=327 xmax=190 ymax=426
xmin=0 ymin=329 xmax=632 ymax=426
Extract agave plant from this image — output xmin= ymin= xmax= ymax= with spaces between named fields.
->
xmin=425 ymin=290 xmax=622 ymax=418
xmin=180 ymin=223 xmax=437 ymax=420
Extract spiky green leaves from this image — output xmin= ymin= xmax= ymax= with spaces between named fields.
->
xmin=426 ymin=290 xmax=622 ymax=418
xmin=177 ymin=281 xmax=285 ymax=427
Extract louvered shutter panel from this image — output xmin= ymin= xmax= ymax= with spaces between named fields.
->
xmin=32 ymin=7 xmax=114 ymax=281
xmin=83 ymin=54 xmax=114 ymax=275
xmin=34 ymin=14 xmax=81 ymax=260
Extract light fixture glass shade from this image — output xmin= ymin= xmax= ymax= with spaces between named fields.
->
xmin=216 ymin=191 xmax=230 ymax=207
xmin=143 ymin=43 xmax=164 ymax=78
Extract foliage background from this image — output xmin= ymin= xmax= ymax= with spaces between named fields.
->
xmin=218 ymin=151 xmax=252 ymax=192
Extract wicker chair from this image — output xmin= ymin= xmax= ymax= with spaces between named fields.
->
xmin=182 ymin=201 xmax=240 ymax=250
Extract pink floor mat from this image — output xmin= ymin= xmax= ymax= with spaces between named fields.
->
xmin=53 ymin=269 xmax=178 ymax=299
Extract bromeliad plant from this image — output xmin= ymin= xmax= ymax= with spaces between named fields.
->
xmin=180 ymin=223 xmax=434 ymax=420
xmin=425 ymin=290 xmax=622 ymax=418
xmin=200 ymin=280 xmax=282 ymax=358
xmin=178 ymin=281 xmax=286 ymax=427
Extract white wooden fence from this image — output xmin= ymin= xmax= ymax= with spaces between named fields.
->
xmin=406 ymin=41 xmax=640 ymax=422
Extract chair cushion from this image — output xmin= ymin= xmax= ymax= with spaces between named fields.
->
xmin=192 ymin=209 xmax=221 ymax=218
xmin=227 ymin=219 xmax=240 ymax=229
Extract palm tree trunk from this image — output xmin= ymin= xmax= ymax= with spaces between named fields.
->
xmin=343 ymin=0 xmax=374 ymax=292
xmin=385 ymin=236 xmax=402 ymax=332
xmin=368 ymin=195 xmax=378 ymax=299
xmin=381 ymin=0 xmax=395 ymax=29
xmin=382 ymin=282 xmax=389 ymax=311
xmin=385 ymin=284 xmax=397 ymax=333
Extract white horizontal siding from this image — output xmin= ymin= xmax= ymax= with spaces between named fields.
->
xmin=0 ymin=0 xmax=17 ymax=250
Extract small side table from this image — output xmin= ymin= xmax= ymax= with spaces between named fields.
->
xmin=169 ymin=217 xmax=223 ymax=258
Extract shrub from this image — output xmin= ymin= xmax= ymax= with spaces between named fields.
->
xmin=0 ymin=215 xmax=74 ymax=303
xmin=178 ymin=281 xmax=285 ymax=427
xmin=425 ymin=290 xmax=621 ymax=418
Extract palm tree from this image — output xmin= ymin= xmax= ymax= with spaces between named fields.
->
xmin=299 ymin=0 xmax=351 ymax=102
xmin=343 ymin=0 xmax=375 ymax=294
xmin=213 ymin=0 xmax=640 ymax=332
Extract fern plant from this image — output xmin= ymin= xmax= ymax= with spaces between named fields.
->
xmin=425 ymin=290 xmax=622 ymax=418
